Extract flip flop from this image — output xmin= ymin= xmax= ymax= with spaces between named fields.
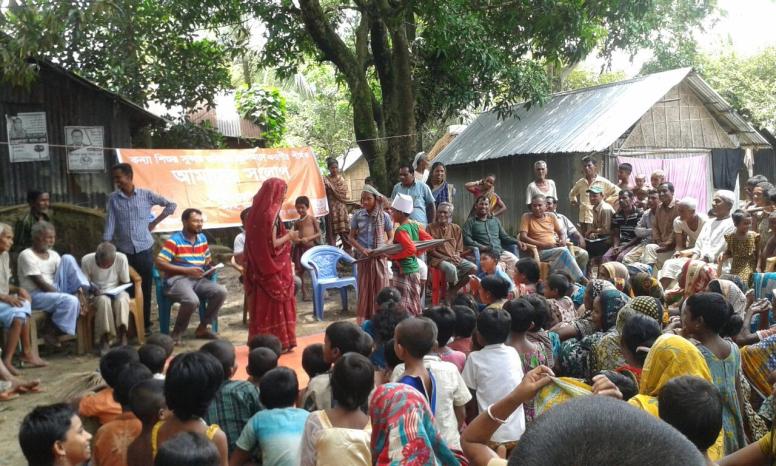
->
xmin=195 ymin=330 xmax=218 ymax=340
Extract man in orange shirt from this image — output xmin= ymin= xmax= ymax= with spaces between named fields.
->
xmin=519 ymin=194 xmax=587 ymax=285
xmin=93 ymin=362 xmax=150 ymax=466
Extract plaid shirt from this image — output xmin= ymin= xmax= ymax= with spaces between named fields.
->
xmin=103 ymin=188 xmax=176 ymax=254
xmin=204 ymin=380 xmax=261 ymax=454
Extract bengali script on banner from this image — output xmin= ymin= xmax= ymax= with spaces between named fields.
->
xmin=116 ymin=147 xmax=328 ymax=232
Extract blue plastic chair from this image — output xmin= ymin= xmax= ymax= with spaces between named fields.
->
xmin=300 ymin=246 xmax=357 ymax=321
xmin=152 ymin=267 xmax=219 ymax=335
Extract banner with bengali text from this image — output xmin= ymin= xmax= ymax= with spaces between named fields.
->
xmin=116 ymin=147 xmax=328 ymax=232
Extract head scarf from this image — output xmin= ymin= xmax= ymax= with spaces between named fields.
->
xmin=244 ymin=178 xmax=294 ymax=300
xmin=630 ymin=272 xmax=664 ymax=301
xmin=616 ymin=296 xmax=663 ymax=334
xmin=369 ymin=383 xmax=461 ymax=466
xmin=710 ymin=279 xmax=747 ymax=317
xmin=598 ymin=289 xmax=630 ymax=331
xmin=679 ymin=260 xmax=717 ymax=298
xmin=639 ymin=334 xmax=712 ymax=397
xmin=742 ymin=334 xmax=776 ymax=397
xmin=362 ymin=185 xmax=386 ymax=249
xmin=586 ymin=279 xmax=616 ymax=308
xmin=601 ymin=262 xmax=632 ymax=295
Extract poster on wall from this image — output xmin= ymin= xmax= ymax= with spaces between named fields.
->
xmin=5 ymin=112 xmax=49 ymax=162
xmin=65 ymin=126 xmax=105 ymax=172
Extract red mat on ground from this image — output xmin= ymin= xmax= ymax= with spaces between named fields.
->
xmin=233 ymin=332 xmax=324 ymax=388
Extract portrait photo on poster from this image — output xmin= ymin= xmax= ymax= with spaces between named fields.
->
xmin=5 ymin=112 xmax=50 ymax=163
xmin=65 ymin=126 xmax=105 ymax=172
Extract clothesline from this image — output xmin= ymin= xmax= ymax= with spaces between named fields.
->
xmin=0 ymin=131 xmax=419 ymax=153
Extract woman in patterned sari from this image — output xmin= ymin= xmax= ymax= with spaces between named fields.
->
xmin=427 ymin=162 xmax=456 ymax=208
xmin=244 ymin=178 xmax=298 ymax=351
xmin=370 ymin=383 xmax=462 ymax=465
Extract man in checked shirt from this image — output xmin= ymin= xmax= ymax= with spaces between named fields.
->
xmin=103 ymin=163 xmax=177 ymax=334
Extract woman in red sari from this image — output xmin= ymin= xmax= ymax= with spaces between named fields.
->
xmin=244 ymin=178 xmax=299 ymax=351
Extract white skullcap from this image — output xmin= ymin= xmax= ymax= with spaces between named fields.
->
xmin=677 ymin=197 xmax=698 ymax=210
xmin=715 ymin=190 xmax=735 ymax=205
xmin=391 ymin=193 xmax=414 ymax=214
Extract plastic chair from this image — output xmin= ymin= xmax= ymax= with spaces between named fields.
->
xmin=431 ymin=267 xmax=447 ymax=305
xmin=153 ymin=267 xmax=219 ymax=335
xmin=300 ymin=246 xmax=357 ymax=321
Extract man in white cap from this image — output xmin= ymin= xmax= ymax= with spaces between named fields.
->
xmin=673 ymin=197 xmax=707 ymax=252
xmin=657 ymin=190 xmax=736 ymax=289
xmin=388 ymin=193 xmax=432 ymax=316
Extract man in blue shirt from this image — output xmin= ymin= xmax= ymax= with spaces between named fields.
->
xmin=104 ymin=163 xmax=176 ymax=333
xmin=390 ymin=164 xmax=436 ymax=226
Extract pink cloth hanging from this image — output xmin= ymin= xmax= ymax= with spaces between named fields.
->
xmin=618 ymin=154 xmax=710 ymax=213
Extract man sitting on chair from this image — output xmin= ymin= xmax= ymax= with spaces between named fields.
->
xmin=155 ymin=208 xmax=226 ymax=344
xmin=16 ymin=221 xmax=89 ymax=347
xmin=81 ymin=242 xmax=131 ymax=354
xmin=519 ymin=195 xmax=587 ymax=285
xmin=463 ymin=195 xmax=520 ymax=275
xmin=427 ymin=202 xmax=477 ymax=301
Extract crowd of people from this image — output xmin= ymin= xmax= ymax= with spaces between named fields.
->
xmin=10 ymin=152 xmax=776 ymax=465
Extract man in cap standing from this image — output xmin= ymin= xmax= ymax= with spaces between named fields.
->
xmin=388 ymin=193 xmax=432 ymax=315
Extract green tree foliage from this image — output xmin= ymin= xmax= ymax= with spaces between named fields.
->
xmin=700 ymin=49 xmax=776 ymax=132
xmin=196 ymin=0 xmax=715 ymax=190
xmin=235 ymin=86 xmax=288 ymax=147
xmin=562 ymin=70 xmax=628 ymax=92
xmin=282 ymin=63 xmax=355 ymax=161
xmin=0 ymin=0 xmax=232 ymax=110
xmin=148 ymin=120 xmax=226 ymax=149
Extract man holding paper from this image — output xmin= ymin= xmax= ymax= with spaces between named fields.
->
xmin=155 ymin=208 xmax=226 ymax=344
xmin=81 ymin=242 xmax=131 ymax=354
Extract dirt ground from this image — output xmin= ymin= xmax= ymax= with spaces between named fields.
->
xmin=0 ymin=267 xmax=356 ymax=465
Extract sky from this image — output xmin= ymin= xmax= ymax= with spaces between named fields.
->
xmin=582 ymin=0 xmax=776 ymax=77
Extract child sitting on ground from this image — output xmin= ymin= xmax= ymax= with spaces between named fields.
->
xmin=93 ymin=362 xmax=151 ymax=466
xmin=471 ymin=250 xmax=516 ymax=298
xmin=514 ymin=257 xmax=540 ymax=297
xmin=248 ymin=348 xmax=279 ymax=389
xmin=449 ymin=303 xmax=477 ymax=355
xmin=302 ymin=321 xmax=365 ymax=411
xmin=201 ymin=340 xmax=261 ymax=456
xmin=156 ymin=432 xmax=221 ymax=466
xmin=365 ymin=300 xmax=409 ymax=369
xmin=301 ymin=344 xmax=330 ymax=381
xmin=146 ymin=333 xmax=175 ymax=359
xmin=248 ymin=333 xmax=283 ymax=357
xmin=138 ymin=343 xmax=167 ymax=380
xmin=462 ymin=308 xmax=526 ymax=450
xmin=392 ymin=316 xmax=472 ymax=451
xmin=381 ymin=338 xmax=401 ymax=384
xmin=292 ymin=196 xmax=322 ymax=301
xmin=127 ymin=379 xmax=167 ymax=466
xmin=719 ymin=209 xmax=759 ymax=286
xmin=504 ymin=298 xmax=551 ymax=422
xmin=300 ymin=353 xmax=374 ymax=466
xmin=151 ymin=352 xmax=228 ymax=465
xmin=544 ymin=273 xmax=577 ymax=328
xmin=424 ymin=305 xmax=466 ymax=372
xmin=524 ymin=295 xmax=557 ymax=369
xmin=80 ymin=346 xmax=139 ymax=426
xmin=659 ymin=376 xmax=722 ymax=466
xmin=477 ymin=275 xmax=511 ymax=312
xmin=231 ymin=367 xmax=310 ymax=466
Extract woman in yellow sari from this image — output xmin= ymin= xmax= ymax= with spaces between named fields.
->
xmin=628 ymin=333 xmax=725 ymax=461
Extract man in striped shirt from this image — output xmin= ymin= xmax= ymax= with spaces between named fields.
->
xmin=104 ymin=163 xmax=176 ymax=333
xmin=602 ymin=190 xmax=644 ymax=263
xmin=155 ymin=208 xmax=226 ymax=343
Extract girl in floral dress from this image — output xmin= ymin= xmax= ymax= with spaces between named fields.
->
xmin=720 ymin=209 xmax=759 ymax=286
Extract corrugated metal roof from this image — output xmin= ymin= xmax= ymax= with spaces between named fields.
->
xmin=338 ymin=147 xmax=363 ymax=172
xmin=436 ymin=68 xmax=768 ymax=166
xmin=189 ymin=92 xmax=263 ymax=139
